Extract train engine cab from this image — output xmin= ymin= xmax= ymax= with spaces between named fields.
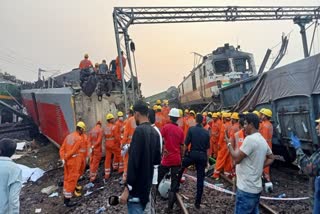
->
xmin=178 ymin=43 xmax=256 ymax=108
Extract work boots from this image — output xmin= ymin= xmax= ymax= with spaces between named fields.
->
xmin=64 ymin=198 xmax=77 ymax=207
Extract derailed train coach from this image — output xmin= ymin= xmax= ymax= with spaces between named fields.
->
xmin=178 ymin=44 xmax=256 ymax=110
xmin=220 ymin=53 xmax=320 ymax=162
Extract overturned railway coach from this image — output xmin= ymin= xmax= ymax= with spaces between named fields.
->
xmin=220 ymin=53 xmax=320 ymax=161
xmin=178 ymin=44 xmax=256 ymax=109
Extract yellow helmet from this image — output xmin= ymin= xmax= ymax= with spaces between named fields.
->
xmin=216 ymin=112 xmax=221 ymax=117
xmin=106 ymin=113 xmax=114 ymax=120
xmin=242 ymin=111 xmax=249 ymax=115
xmin=231 ymin=112 xmax=239 ymax=120
xmin=117 ymin=111 xmax=124 ymax=117
xmin=189 ymin=110 xmax=195 ymax=115
xmin=202 ymin=112 xmax=208 ymax=116
xmin=208 ymin=112 xmax=213 ymax=116
xmin=184 ymin=109 xmax=189 ymax=113
xmin=163 ymin=100 xmax=169 ymax=104
xmin=260 ymin=108 xmax=272 ymax=117
xmin=179 ymin=109 xmax=183 ymax=117
xmin=156 ymin=100 xmax=161 ymax=105
xmin=129 ymin=105 xmax=133 ymax=111
xmin=222 ymin=112 xmax=231 ymax=118
xmin=153 ymin=105 xmax=158 ymax=111
xmin=253 ymin=110 xmax=260 ymax=116
xmin=156 ymin=105 xmax=162 ymax=110
xmin=212 ymin=113 xmax=218 ymax=118
xmin=76 ymin=121 xmax=86 ymax=130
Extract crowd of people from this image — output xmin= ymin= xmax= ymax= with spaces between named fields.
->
xmin=2 ymin=98 xmax=320 ymax=213
xmin=57 ymin=99 xmax=279 ymax=213
xmin=79 ymin=52 xmax=126 ymax=80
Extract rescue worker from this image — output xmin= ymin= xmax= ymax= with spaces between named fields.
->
xmin=177 ymin=109 xmax=184 ymax=129
xmin=259 ymin=108 xmax=273 ymax=182
xmin=177 ymin=114 xmax=210 ymax=209
xmin=207 ymin=112 xmax=213 ymax=127
xmin=234 ymin=114 xmax=246 ymax=149
xmin=121 ymin=108 xmax=137 ymax=184
xmin=162 ymin=100 xmax=170 ymax=124
xmin=59 ymin=121 xmax=87 ymax=207
xmin=184 ymin=110 xmax=196 ymax=137
xmin=114 ymin=111 xmax=125 ymax=173
xmin=115 ymin=51 xmax=126 ymax=80
xmin=79 ymin=53 xmax=93 ymax=69
xmin=104 ymin=113 xmax=119 ymax=180
xmin=155 ymin=105 xmax=165 ymax=130
xmin=213 ymin=112 xmax=233 ymax=179
xmin=202 ymin=116 xmax=210 ymax=130
xmin=158 ymin=108 xmax=184 ymax=210
xmin=183 ymin=109 xmax=189 ymax=132
xmin=210 ymin=113 xmax=220 ymax=158
xmin=226 ymin=112 xmax=240 ymax=177
xmin=89 ymin=121 xmax=103 ymax=182
xmin=94 ymin=62 xmax=99 ymax=73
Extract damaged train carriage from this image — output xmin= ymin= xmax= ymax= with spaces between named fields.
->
xmin=220 ymin=53 xmax=320 ymax=161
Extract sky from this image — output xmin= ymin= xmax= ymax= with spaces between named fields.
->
xmin=1 ymin=0 xmax=320 ymax=96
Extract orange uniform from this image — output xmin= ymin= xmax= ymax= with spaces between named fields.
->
xmin=177 ymin=117 xmax=184 ymax=129
xmin=184 ymin=115 xmax=196 ymax=137
xmin=234 ymin=129 xmax=245 ymax=149
xmin=78 ymin=134 xmax=89 ymax=177
xmin=59 ymin=132 xmax=86 ymax=198
xmin=213 ymin=120 xmax=232 ymax=178
xmin=155 ymin=111 xmax=165 ymax=130
xmin=121 ymin=116 xmax=136 ymax=181
xmin=88 ymin=124 xmax=103 ymax=182
xmin=103 ymin=123 xmax=119 ymax=179
xmin=115 ymin=55 xmax=126 ymax=80
xmin=210 ymin=120 xmax=220 ymax=158
xmin=260 ymin=120 xmax=273 ymax=181
xmin=114 ymin=119 xmax=124 ymax=172
xmin=162 ymin=106 xmax=170 ymax=124
xmin=228 ymin=122 xmax=240 ymax=175
xmin=79 ymin=59 xmax=93 ymax=69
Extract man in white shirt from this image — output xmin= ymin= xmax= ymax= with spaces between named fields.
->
xmin=226 ymin=113 xmax=274 ymax=214
xmin=0 ymin=138 xmax=22 ymax=214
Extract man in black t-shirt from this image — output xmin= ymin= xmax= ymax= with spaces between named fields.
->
xmin=119 ymin=100 xmax=161 ymax=214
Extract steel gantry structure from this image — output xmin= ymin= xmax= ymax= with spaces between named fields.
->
xmin=113 ymin=6 xmax=320 ymax=110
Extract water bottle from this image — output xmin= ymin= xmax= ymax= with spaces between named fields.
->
xmin=277 ymin=193 xmax=286 ymax=198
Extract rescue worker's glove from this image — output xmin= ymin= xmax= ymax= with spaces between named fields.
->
xmin=289 ymin=132 xmax=301 ymax=149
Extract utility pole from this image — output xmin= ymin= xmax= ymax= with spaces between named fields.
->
xmin=294 ymin=16 xmax=313 ymax=58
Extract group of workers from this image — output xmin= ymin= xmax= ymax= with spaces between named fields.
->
xmin=58 ymin=97 xmax=274 ymax=208
xmin=79 ymin=52 xmax=126 ymax=81
xmin=59 ymin=109 xmax=133 ymax=207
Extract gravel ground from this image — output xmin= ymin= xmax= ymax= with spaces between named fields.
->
xmin=18 ymin=143 xmax=313 ymax=214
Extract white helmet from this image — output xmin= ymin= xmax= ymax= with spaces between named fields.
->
xmin=158 ymin=176 xmax=171 ymax=199
xmin=168 ymin=108 xmax=180 ymax=118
